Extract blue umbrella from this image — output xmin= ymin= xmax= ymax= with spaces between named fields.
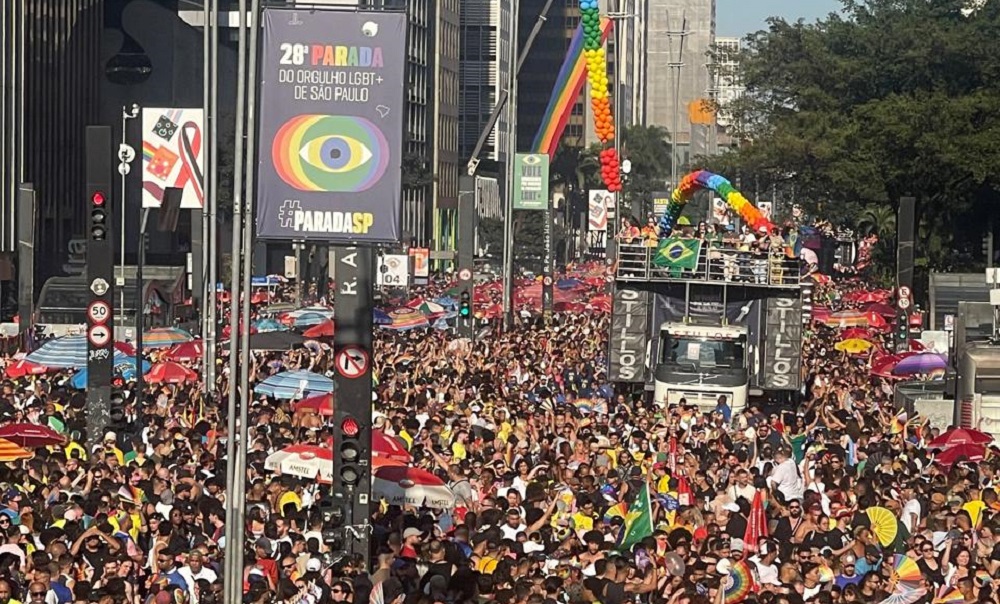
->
xmin=69 ymin=358 xmax=151 ymax=389
xmin=253 ymin=318 xmax=287 ymax=333
xmin=254 ymin=370 xmax=335 ymax=399
xmin=26 ymin=336 xmax=134 ymax=369
xmin=373 ymin=309 xmax=392 ymax=325
xmin=434 ymin=296 xmax=457 ymax=309
xmin=286 ymin=312 xmax=329 ymax=328
xmin=556 ymin=278 xmax=584 ymax=289
xmin=251 ymin=275 xmax=285 ymax=287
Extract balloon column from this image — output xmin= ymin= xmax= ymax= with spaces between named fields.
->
xmin=580 ymin=0 xmax=622 ymax=192
xmin=657 ymin=170 xmax=774 ymax=236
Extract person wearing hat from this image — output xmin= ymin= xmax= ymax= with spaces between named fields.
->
xmin=179 ymin=550 xmax=218 ymax=604
xmin=835 ymin=553 xmax=862 ymax=589
xmin=400 ymin=527 xmax=422 ymax=559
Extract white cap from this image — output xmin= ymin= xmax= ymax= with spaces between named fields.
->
xmin=306 ymin=558 xmax=321 ymax=572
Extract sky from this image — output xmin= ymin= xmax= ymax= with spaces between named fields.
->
xmin=716 ymin=0 xmax=843 ymax=37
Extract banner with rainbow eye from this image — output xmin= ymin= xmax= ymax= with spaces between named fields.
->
xmin=656 ymin=170 xmax=774 ymax=236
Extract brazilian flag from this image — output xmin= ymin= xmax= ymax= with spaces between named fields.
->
xmin=653 ymin=237 xmax=702 ymax=271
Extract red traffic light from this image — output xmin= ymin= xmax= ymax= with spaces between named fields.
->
xmin=340 ymin=417 xmax=360 ymax=438
xmin=111 ymin=376 xmax=124 ymax=388
xmin=92 ymin=192 xmax=106 ymax=206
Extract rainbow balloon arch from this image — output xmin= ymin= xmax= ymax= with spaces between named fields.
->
xmin=656 ymin=170 xmax=774 ymax=237
xmin=579 ymin=0 xmax=622 ymax=192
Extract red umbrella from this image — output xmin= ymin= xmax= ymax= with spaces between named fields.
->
xmin=840 ymin=327 xmax=870 ymax=340
xmin=866 ymin=309 xmax=889 ymax=330
xmin=743 ymin=490 xmax=769 ymax=554
xmin=294 ymin=393 xmax=333 ymax=416
xmin=373 ymin=430 xmax=412 ymax=462
xmin=5 ymin=360 xmax=48 ymax=379
xmin=145 ymin=361 xmax=198 ymax=385
xmin=165 ymin=341 xmax=204 ymax=362
xmin=114 ymin=341 xmax=136 ymax=357
xmin=928 ymin=428 xmax=993 ymax=449
xmin=0 ymin=423 xmax=66 ymax=447
xmin=865 ymin=303 xmax=897 ymax=316
xmin=933 ymin=443 xmax=986 ymax=467
xmin=302 ymin=319 xmax=334 ymax=338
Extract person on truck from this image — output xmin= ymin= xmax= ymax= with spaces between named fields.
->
xmin=713 ymin=395 xmax=732 ymax=423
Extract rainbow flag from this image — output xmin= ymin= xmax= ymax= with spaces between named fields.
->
xmin=531 ymin=17 xmax=614 ymax=157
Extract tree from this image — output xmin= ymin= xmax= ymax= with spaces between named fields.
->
xmin=707 ymin=0 xmax=1000 ymax=272
xmin=620 ymin=125 xmax=673 ymax=214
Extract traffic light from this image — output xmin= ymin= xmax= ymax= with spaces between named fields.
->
xmin=90 ymin=190 xmax=108 ymax=241
xmin=338 ymin=415 xmax=362 ymax=487
xmin=459 ymin=290 xmax=471 ymax=318
xmin=109 ymin=379 xmax=126 ymax=427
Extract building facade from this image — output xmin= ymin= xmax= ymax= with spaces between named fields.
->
xmin=643 ymin=0 xmax=715 ymax=182
xmin=458 ymin=0 xmax=511 ymax=163
xmin=713 ymin=36 xmax=741 ymax=131
xmin=0 ymin=0 xmax=105 ymax=320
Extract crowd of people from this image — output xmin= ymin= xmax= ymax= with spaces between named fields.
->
xmin=0 ymin=243 xmax=989 ymax=604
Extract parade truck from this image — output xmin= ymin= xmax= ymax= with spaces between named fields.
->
xmin=608 ymin=239 xmax=806 ymax=414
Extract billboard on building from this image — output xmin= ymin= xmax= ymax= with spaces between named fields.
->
xmin=512 ymin=153 xmax=550 ymax=210
xmin=256 ymin=9 xmax=406 ymax=242
xmin=141 ymin=108 xmax=205 ymax=208
xmin=588 ymin=190 xmax=609 ymax=232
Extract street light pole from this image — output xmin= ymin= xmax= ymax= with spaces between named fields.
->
xmin=119 ymin=105 xmax=139 ymax=333
xmin=222 ymin=0 xmax=248 ymax=599
xmin=134 ymin=208 xmax=150 ymax=400
xmin=502 ymin=0 xmax=520 ymax=329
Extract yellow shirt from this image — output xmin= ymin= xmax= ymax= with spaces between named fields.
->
xmin=451 ymin=441 xmax=467 ymax=461
xmin=278 ymin=490 xmax=302 ymax=514
xmin=61 ymin=441 xmax=88 ymax=461
xmin=571 ymin=512 xmax=594 ymax=534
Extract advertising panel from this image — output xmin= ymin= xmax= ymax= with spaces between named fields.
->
xmin=609 ymin=287 xmax=650 ymax=382
xmin=588 ymin=189 xmax=609 ymax=232
xmin=256 ymin=9 xmax=406 ymax=242
xmin=142 ymin=108 xmax=205 ymax=208
xmin=762 ymin=297 xmax=802 ymax=390
xmin=512 ymin=153 xmax=550 ymax=210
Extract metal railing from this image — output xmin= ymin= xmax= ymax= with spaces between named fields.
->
xmin=615 ymin=241 xmax=803 ymax=287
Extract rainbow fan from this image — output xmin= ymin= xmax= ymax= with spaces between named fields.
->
xmin=604 ymin=501 xmax=628 ymax=522
xmin=817 ymin=565 xmax=835 ymax=583
xmin=976 ymin=569 xmax=992 ymax=585
xmin=724 ymin=560 xmax=755 ymax=604
xmin=888 ymin=554 xmax=922 ymax=590
xmin=933 ymin=587 xmax=965 ymax=603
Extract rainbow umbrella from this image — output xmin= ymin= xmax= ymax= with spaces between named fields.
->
xmin=384 ymin=308 xmax=429 ymax=330
xmin=141 ymin=327 xmax=193 ymax=348
xmin=0 ymin=438 xmax=32 ymax=462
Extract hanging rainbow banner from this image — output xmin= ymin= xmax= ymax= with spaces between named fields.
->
xmin=530 ymin=17 xmax=613 ymax=157
xmin=657 ymin=170 xmax=774 ymax=236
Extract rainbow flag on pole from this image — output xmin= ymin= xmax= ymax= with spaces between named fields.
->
xmin=531 ymin=17 xmax=614 ymax=157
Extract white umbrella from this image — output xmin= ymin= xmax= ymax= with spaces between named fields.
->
xmin=373 ymin=466 xmax=455 ymax=508
xmin=264 ymin=445 xmax=333 ymax=483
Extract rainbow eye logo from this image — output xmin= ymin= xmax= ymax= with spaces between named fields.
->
xmin=272 ymin=115 xmax=389 ymax=192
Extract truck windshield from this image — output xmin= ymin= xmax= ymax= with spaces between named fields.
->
xmin=660 ymin=333 xmax=746 ymax=370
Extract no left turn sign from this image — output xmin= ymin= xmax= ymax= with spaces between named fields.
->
xmin=335 ymin=345 xmax=370 ymax=379
xmin=458 ymin=268 xmax=472 ymax=282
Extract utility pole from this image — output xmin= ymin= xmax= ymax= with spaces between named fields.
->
xmin=222 ymin=0 xmax=249 ymax=600
xmin=501 ymin=0 xmax=520 ymax=329
xmin=204 ymin=0 xmax=219 ymax=396
xmin=665 ymin=10 xmax=688 ymax=191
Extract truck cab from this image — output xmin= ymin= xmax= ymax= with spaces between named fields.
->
xmin=653 ymin=322 xmax=749 ymax=413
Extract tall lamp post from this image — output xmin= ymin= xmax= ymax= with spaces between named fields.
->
xmin=118 ymin=104 xmax=140 ymax=332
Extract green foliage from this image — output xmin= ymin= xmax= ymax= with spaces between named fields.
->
xmin=711 ymin=0 xmax=1000 ymax=272
xmin=621 ymin=125 xmax=673 ymax=215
